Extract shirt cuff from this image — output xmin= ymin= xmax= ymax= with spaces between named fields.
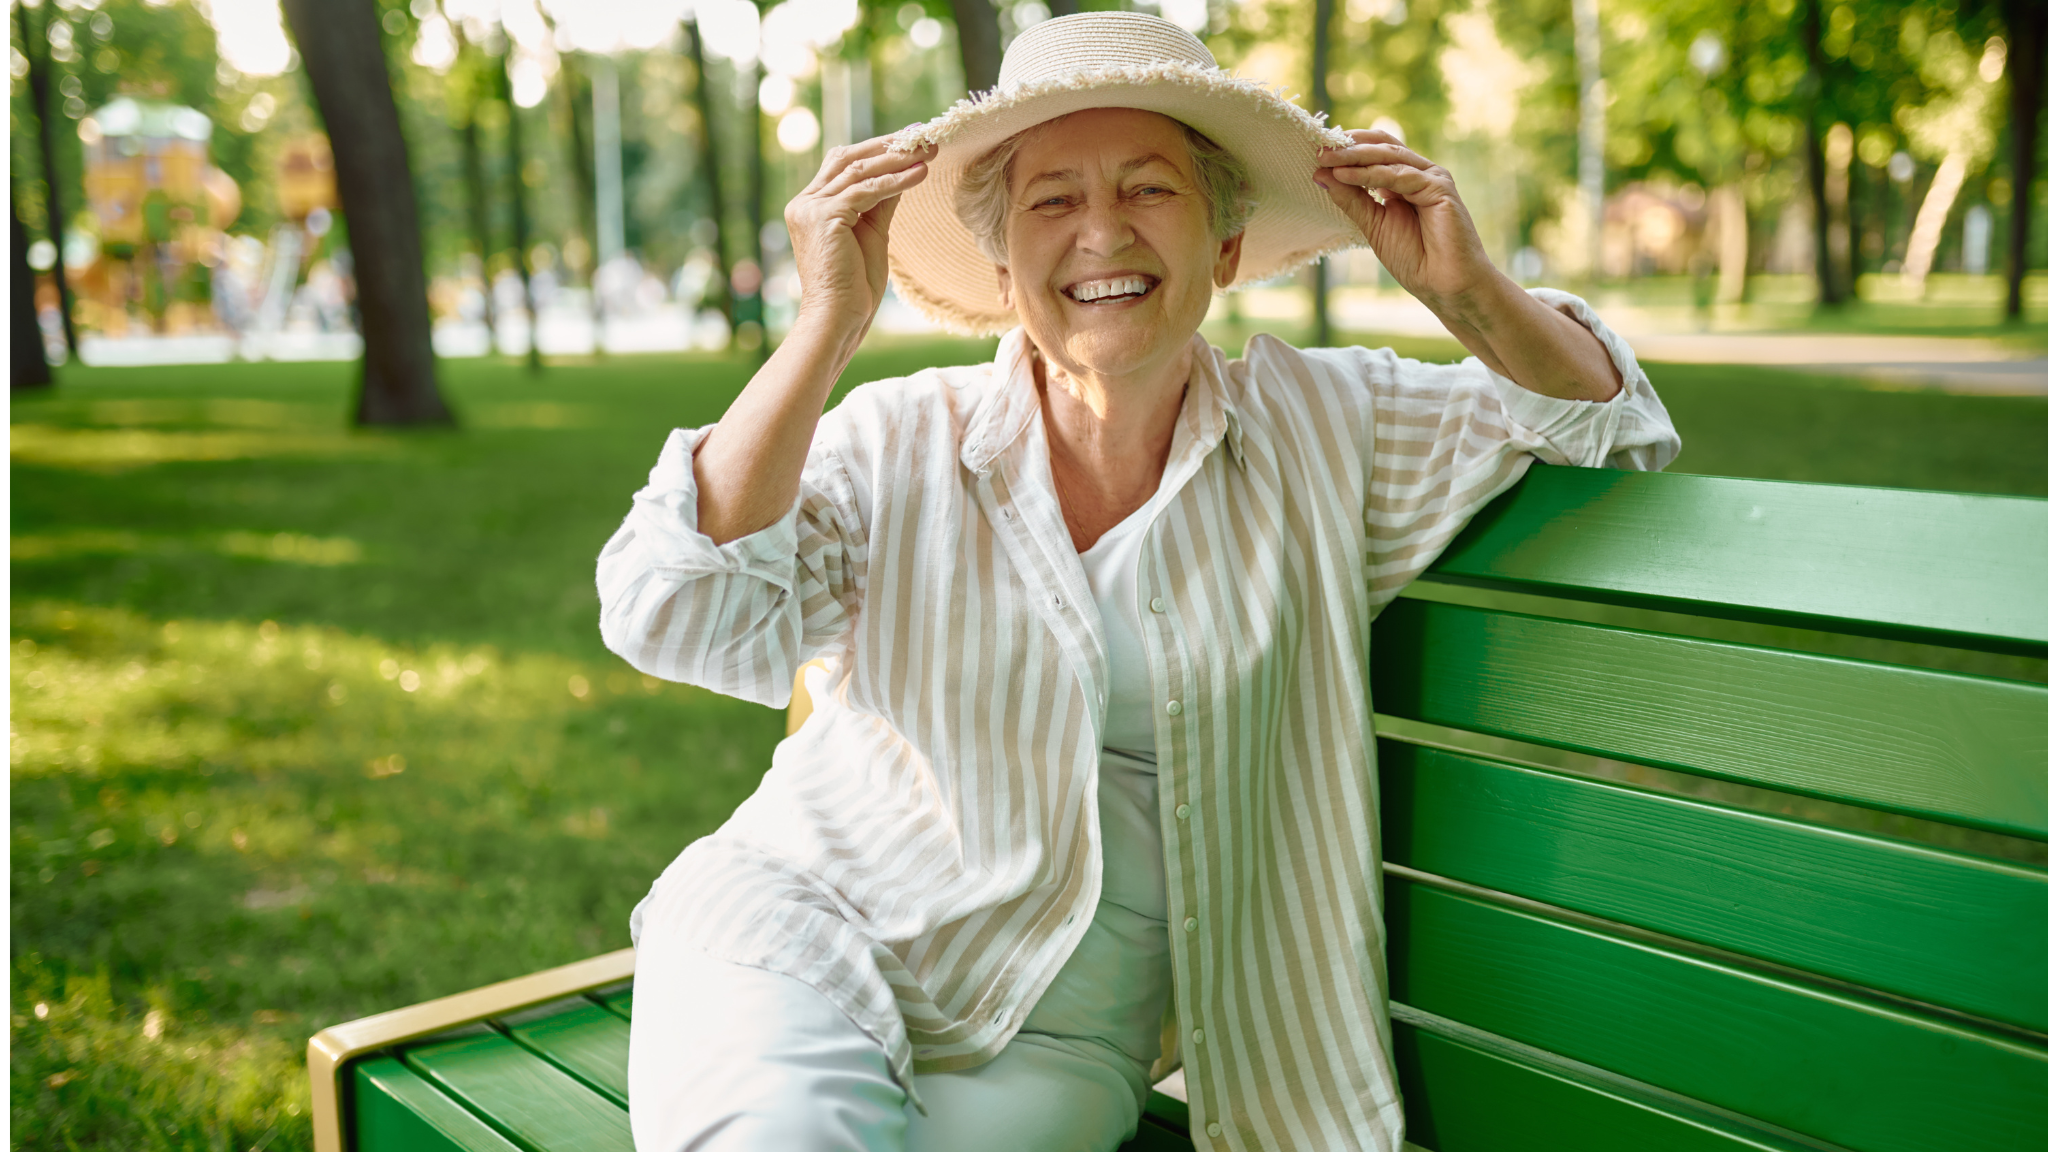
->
xmin=1487 ymin=287 xmax=1651 ymax=435
xmin=627 ymin=425 xmax=803 ymax=588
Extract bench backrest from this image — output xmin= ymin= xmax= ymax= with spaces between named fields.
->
xmin=1369 ymin=466 xmax=2048 ymax=1152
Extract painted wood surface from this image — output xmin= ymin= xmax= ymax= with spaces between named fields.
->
xmin=593 ymin=989 xmax=632 ymax=1020
xmin=359 ymin=993 xmax=1196 ymax=1152
xmin=502 ymin=998 xmax=632 ymax=1106
xmin=1386 ymin=878 xmax=2048 ymax=1152
xmin=352 ymin=1057 xmax=524 ymax=1152
xmin=403 ymin=1030 xmax=634 ymax=1152
xmin=1371 ymin=600 xmax=2048 ymax=838
xmin=1424 ymin=467 xmax=2048 ymax=653
xmin=1380 ymin=742 xmax=2048 ymax=1033
xmin=1393 ymin=1021 xmax=1800 ymax=1152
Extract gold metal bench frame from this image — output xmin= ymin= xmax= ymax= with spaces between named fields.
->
xmin=307 ymin=949 xmax=636 ymax=1152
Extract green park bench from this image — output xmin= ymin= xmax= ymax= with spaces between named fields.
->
xmin=307 ymin=466 xmax=2048 ymax=1152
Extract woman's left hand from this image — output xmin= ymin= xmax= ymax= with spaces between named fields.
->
xmin=1312 ymin=130 xmax=1498 ymax=314
xmin=1311 ymin=129 xmax=1623 ymax=402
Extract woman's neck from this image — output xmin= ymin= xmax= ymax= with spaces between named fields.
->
xmin=1033 ymin=338 xmax=1194 ymax=552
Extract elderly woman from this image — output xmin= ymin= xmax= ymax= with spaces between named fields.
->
xmin=601 ymin=13 xmax=1676 ymax=1152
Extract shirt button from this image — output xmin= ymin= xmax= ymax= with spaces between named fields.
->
xmin=1175 ymin=803 xmax=1190 ymax=820
xmin=1191 ymin=1028 xmax=1205 ymax=1044
xmin=1183 ymin=916 xmax=1198 ymax=932
xmin=1207 ymin=1122 xmax=1223 ymax=1138
xmin=1149 ymin=597 xmax=1165 ymax=613
xmin=1165 ymin=699 xmax=1183 ymax=716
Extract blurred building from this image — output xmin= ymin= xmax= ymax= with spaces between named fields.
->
xmin=77 ymin=98 xmax=241 ymax=334
xmin=276 ymin=134 xmax=338 ymax=222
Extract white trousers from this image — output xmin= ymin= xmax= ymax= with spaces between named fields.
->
xmin=630 ymin=749 xmax=1173 ymax=1151
xmin=629 ymin=941 xmax=1158 ymax=1152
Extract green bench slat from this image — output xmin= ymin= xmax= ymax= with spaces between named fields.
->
xmin=353 ymin=1056 xmax=526 ymax=1152
xmin=403 ymin=1030 xmax=633 ymax=1152
xmin=379 ymin=992 xmax=1194 ymax=1151
xmin=1370 ymin=599 xmax=2048 ymax=839
xmin=1393 ymin=1020 xmax=1801 ymax=1152
xmin=1387 ymin=878 xmax=2048 ymax=1152
xmin=1424 ymin=467 xmax=2048 ymax=655
xmin=592 ymin=990 xmax=632 ymax=1020
xmin=501 ymin=1000 xmax=632 ymax=1106
xmin=1381 ymin=743 xmax=2048 ymax=1034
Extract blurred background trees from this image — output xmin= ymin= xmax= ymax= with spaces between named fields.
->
xmin=11 ymin=0 xmax=2047 ymax=394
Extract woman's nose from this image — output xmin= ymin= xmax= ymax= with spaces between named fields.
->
xmin=1076 ymin=202 xmax=1136 ymax=256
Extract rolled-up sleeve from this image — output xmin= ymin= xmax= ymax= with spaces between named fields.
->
xmin=1329 ymin=288 xmax=1680 ymax=613
xmin=596 ymin=425 xmax=866 ymax=708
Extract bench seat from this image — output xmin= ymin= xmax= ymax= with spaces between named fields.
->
xmin=312 ymin=468 xmax=2048 ymax=1152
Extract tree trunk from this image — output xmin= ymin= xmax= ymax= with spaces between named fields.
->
xmin=590 ymin=56 xmax=624 ymax=354
xmin=1713 ymin=182 xmax=1748 ymax=304
xmin=459 ymin=111 xmax=498 ymax=341
xmin=1902 ymin=152 xmax=1969 ymax=296
xmin=1310 ymin=0 xmax=1334 ymax=347
xmin=556 ymin=52 xmax=602 ymax=283
xmin=1800 ymin=0 xmax=1843 ymax=305
xmin=16 ymin=2 xmax=78 ymax=359
xmin=1047 ymin=0 xmax=1078 ymax=15
xmin=1570 ymin=0 xmax=1605 ymax=282
xmin=13 ymin=193 xmax=52 ymax=389
xmin=450 ymin=26 xmax=497 ymax=341
xmin=2003 ymin=0 xmax=2044 ymax=321
xmin=498 ymin=49 xmax=543 ymax=373
xmin=743 ymin=59 xmax=769 ymax=359
xmin=280 ymin=0 xmax=451 ymax=426
xmin=684 ymin=19 xmax=735 ymax=330
xmin=1824 ymin=122 xmax=1853 ymax=295
xmin=953 ymin=0 xmax=1003 ymax=95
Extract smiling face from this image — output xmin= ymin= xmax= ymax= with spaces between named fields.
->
xmin=995 ymin=108 xmax=1243 ymax=388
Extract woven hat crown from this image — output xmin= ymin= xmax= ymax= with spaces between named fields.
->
xmin=996 ymin=13 xmax=1217 ymax=88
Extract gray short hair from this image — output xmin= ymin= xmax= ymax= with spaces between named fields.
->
xmin=954 ymin=113 xmax=1256 ymax=266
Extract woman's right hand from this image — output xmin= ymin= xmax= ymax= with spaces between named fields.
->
xmin=784 ymin=135 xmax=935 ymax=346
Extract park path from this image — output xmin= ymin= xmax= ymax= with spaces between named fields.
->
xmin=1327 ymin=293 xmax=2048 ymax=396
xmin=1619 ymin=332 xmax=2048 ymax=396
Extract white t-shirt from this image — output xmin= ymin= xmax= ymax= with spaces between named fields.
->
xmin=1078 ymin=487 xmax=1169 ymax=761
xmin=1076 ymin=480 xmax=1180 ymax=926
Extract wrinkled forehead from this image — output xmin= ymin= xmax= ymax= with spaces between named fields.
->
xmin=1008 ymin=107 xmax=1196 ymax=187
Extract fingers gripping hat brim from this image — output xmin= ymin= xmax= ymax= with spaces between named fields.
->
xmin=884 ymin=15 xmax=1364 ymax=336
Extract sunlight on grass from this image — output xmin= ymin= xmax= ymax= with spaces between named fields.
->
xmin=10 ymin=424 xmax=385 ymax=470
xmin=11 ymin=600 xmax=779 ymax=1149
xmin=464 ymin=401 xmax=600 ymax=429
xmin=13 ymin=530 xmax=366 ymax=567
xmin=12 ymin=964 xmax=307 ymax=1151
xmin=79 ymin=399 xmax=337 ymax=430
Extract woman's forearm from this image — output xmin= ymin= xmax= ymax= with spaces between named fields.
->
xmin=1432 ymin=271 xmax=1623 ymax=402
xmin=692 ymin=317 xmax=864 ymax=545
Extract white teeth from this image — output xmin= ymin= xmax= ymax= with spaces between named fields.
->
xmin=1070 ymin=276 xmax=1151 ymax=302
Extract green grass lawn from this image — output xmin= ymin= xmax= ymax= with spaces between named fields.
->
xmin=11 ymin=336 xmax=2048 ymax=1149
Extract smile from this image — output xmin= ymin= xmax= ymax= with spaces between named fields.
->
xmin=1064 ymin=275 xmax=1156 ymax=304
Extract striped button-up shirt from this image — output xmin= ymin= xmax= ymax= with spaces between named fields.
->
xmin=598 ymin=289 xmax=1679 ymax=1151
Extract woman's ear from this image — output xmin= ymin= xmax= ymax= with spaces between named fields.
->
xmin=1212 ymin=232 xmax=1246 ymax=290
xmin=995 ymin=265 xmax=1014 ymax=310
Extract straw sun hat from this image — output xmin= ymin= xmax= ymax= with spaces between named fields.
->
xmin=886 ymin=11 xmax=1363 ymax=335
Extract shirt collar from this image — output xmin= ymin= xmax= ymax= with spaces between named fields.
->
xmin=959 ymin=329 xmax=1244 ymax=477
